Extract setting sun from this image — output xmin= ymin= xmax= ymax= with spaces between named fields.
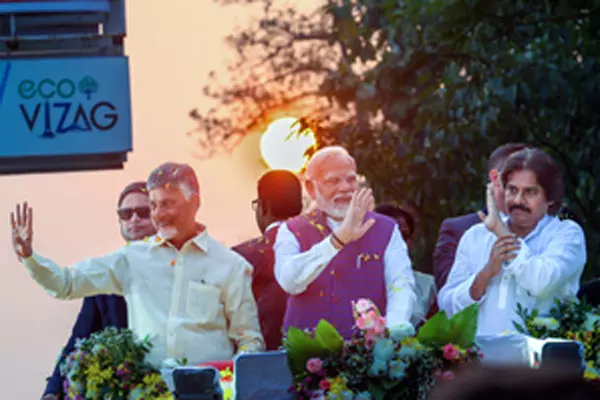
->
xmin=260 ymin=117 xmax=316 ymax=172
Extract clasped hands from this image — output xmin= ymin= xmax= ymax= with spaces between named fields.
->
xmin=477 ymin=184 xmax=521 ymax=279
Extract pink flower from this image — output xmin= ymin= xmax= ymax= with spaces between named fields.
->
xmin=306 ymin=357 xmax=323 ymax=373
xmin=364 ymin=336 xmax=377 ymax=348
xmin=356 ymin=316 xmax=372 ymax=330
xmin=354 ymin=298 xmax=376 ymax=314
xmin=442 ymin=344 xmax=461 ymax=362
xmin=357 ymin=310 xmax=386 ymax=340
xmin=319 ymin=379 xmax=331 ymax=391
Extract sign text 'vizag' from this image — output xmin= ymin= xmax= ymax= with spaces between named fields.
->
xmin=18 ymin=76 xmax=118 ymax=137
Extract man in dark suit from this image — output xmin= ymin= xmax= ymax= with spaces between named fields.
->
xmin=233 ymin=170 xmax=303 ymax=350
xmin=43 ymin=181 xmax=157 ymax=400
xmin=433 ymin=143 xmax=529 ymax=291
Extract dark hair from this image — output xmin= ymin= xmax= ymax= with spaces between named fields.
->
xmin=501 ymin=148 xmax=564 ymax=215
xmin=487 ymin=142 xmax=530 ymax=173
xmin=118 ymin=181 xmax=148 ymax=207
xmin=430 ymin=365 xmax=600 ymax=400
xmin=374 ymin=202 xmax=415 ymax=239
xmin=258 ymin=170 xmax=303 ymax=219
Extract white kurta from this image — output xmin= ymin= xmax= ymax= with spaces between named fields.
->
xmin=438 ymin=215 xmax=586 ymax=364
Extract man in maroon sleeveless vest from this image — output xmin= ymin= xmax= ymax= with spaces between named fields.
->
xmin=274 ymin=146 xmax=417 ymax=339
xmin=233 ymin=170 xmax=303 ymax=350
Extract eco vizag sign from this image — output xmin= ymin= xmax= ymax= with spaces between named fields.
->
xmin=18 ymin=75 xmax=118 ymax=136
xmin=0 ymin=56 xmax=132 ymax=158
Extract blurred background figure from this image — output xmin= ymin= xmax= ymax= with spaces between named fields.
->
xmin=429 ymin=365 xmax=600 ymax=400
xmin=374 ymin=202 xmax=437 ymax=327
xmin=374 ymin=202 xmax=416 ymax=251
xmin=233 ymin=170 xmax=303 ymax=350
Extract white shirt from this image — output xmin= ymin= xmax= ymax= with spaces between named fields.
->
xmin=265 ymin=220 xmax=282 ymax=234
xmin=21 ymin=231 xmax=264 ymax=367
xmin=438 ymin=215 xmax=586 ymax=363
xmin=274 ymin=217 xmax=416 ymax=326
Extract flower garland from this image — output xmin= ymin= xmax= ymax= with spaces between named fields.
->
xmin=284 ymin=299 xmax=481 ymax=400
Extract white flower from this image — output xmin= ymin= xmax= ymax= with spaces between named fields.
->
xmin=161 ymin=358 xmax=181 ymax=369
xmin=128 ymin=387 xmax=144 ymax=400
xmin=389 ymin=323 xmax=416 ymax=341
xmin=310 ymin=389 xmax=326 ymax=400
xmin=583 ymin=313 xmax=600 ymax=331
xmin=532 ymin=317 xmax=560 ymax=331
xmin=91 ymin=344 xmax=105 ymax=355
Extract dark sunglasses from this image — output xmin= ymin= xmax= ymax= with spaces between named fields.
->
xmin=118 ymin=206 xmax=151 ymax=221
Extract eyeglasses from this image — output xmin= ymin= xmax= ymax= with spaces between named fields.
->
xmin=251 ymin=199 xmax=259 ymax=211
xmin=117 ymin=207 xmax=151 ymax=221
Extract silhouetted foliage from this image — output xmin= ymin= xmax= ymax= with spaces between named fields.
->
xmin=191 ymin=0 xmax=600 ymax=277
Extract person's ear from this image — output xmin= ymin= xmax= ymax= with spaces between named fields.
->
xmin=488 ymin=168 xmax=499 ymax=183
xmin=305 ymin=179 xmax=316 ymax=199
xmin=259 ymin=198 xmax=269 ymax=216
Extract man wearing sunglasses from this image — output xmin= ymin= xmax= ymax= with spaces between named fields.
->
xmin=42 ymin=181 xmax=156 ymax=400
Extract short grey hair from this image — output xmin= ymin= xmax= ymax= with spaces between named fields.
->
xmin=146 ymin=162 xmax=199 ymax=199
xmin=305 ymin=146 xmax=356 ymax=180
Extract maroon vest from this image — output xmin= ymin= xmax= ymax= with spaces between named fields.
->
xmin=283 ymin=209 xmax=394 ymax=339
xmin=232 ymin=225 xmax=287 ymax=350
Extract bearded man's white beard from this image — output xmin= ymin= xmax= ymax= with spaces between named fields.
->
xmin=158 ymin=226 xmax=178 ymax=240
xmin=315 ymin=189 xmax=350 ymax=220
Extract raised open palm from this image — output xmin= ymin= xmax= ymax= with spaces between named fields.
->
xmin=478 ymin=184 xmax=502 ymax=233
xmin=10 ymin=202 xmax=33 ymax=258
xmin=337 ymin=188 xmax=375 ymax=243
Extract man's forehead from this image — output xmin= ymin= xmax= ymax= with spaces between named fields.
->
xmin=506 ymin=169 xmax=540 ymax=188
xmin=120 ymin=192 xmax=150 ymax=208
xmin=148 ymin=186 xmax=183 ymax=200
xmin=322 ymin=169 xmax=357 ymax=180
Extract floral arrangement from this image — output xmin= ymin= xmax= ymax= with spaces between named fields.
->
xmin=284 ymin=299 xmax=481 ymax=400
xmin=220 ymin=367 xmax=234 ymax=400
xmin=514 ymin=299 xmax=600 ymax=382
xmin=196 ymin=360 xmax=235 ymax=400
xmin=60 ymin=327 xmax=172 ymax=400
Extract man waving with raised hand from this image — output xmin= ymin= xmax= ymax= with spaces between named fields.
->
xmin=11 ymin=162 xmax=264 ymax=370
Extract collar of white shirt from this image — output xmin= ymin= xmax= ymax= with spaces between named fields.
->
xmin=265 ymin=220 xmax=282 ymax=233
xmin=147 ymin=227 xmax=209 ymax=252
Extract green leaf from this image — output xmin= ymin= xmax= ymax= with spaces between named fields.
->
xmin=284 ymin=327 xmax=327 ymax=377
xmin=417 ymin=304 xmax=478 ymax=348
xmin=314 ymin=320 xmax=344 ymax=354
xmin=381 ymin=377 xmax=401 ymax=390
xmin=447 ymin=304 xmax=479 ymax=348
xmin=513 ymin=322 xmax=526 ymax=334
xmin=368 ymin=381 xmax=386 ymax=400
xmin=416 ymin=310 xmax=451 ymax=346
